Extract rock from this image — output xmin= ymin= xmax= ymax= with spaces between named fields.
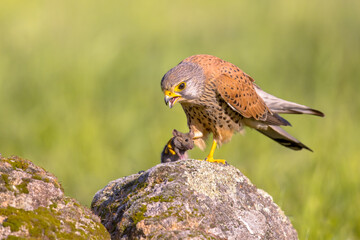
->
xmin=0 ymin=156 xmax=110 ymax=239
xmin=91 ymin=159 xmax=298 ymax=240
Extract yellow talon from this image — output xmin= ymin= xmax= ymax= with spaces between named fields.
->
xmin=204 ymin=139 xmax=227 ymax=164
xmin=205 ymin=156 xmax=227 ymax=164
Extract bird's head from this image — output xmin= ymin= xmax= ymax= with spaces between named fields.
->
xmin=161 ymin=62 xmax=205 ymax=108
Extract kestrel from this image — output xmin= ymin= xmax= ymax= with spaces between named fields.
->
xmin=161 ymin=54 xmax=324 ymax=163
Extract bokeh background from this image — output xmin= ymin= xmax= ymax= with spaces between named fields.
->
xmin=0 ymin=0 xmax=359 ymax=239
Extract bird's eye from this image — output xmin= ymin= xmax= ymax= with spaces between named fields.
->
xmin=176 ymin=82 xmax=186 ymax=91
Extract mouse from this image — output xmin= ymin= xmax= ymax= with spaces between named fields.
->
xmin=161 ymin=129 xmax=194 ymax=163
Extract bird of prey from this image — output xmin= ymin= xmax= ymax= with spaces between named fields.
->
xmin=161 ymin=54 xmax=324 ymax=163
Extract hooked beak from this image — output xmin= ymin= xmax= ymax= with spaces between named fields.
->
xmin=164 ymin=90 xmax=181 ymax=108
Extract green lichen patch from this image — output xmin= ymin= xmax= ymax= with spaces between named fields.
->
xmin=134 ymin=180 xmax=148 ymax=192
xmin=15 ymin=178 xmax=30 ymax=194
xmin=49 ymin=202 xmax=58 ymax=210
xmin=121 ymin=179 xmax=149 ymax=199
xmin=0 ymin=206 xmax=109 ymax=239
xmin=150 ymin=206 xmax=175 ymax=221
xmin=73 ymin=201 xmax=81 ymax=208
xmin=119 ymin=181 xmax=149 ymax=207
xmin=147 ymin=195 xmax=174 ymax=203
xmin=0 ymin=206 xmax=61 ymax=237
xmin=131 ymin=204 xmax=147 ymax=224
xmin=32 ymin=173 xmax=63 ymax=192
xmin=84 ymin=221 xmax=111 ymax=240
xmin=3 ymin=157 xmax=29 ymax=171
xmin=31 ymin=173 xmax=50 ymax=184
xmin=6 ymin=236 xmax=25 ymax=240
xmin=153 ymin=176 xmax=165 ymax=185
xmin=1 ymin=173 xmax=11 ymax=191
xmin=63 ymin=197 xmax=72 ymax=205
xmin=0 ymin=156 xmax=110 ymax=239
xmin=0 ymin=174 xmax=31 ymax=194
xmin=108 ymin=201 xmax=121 ymax=214
xmin=1 ymin=156 xmax=63 ymax=191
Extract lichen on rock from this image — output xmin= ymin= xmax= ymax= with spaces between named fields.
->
xmin=92 ymin=159 xmax=298 ymax=239
xmin=0 ymin=156 xmax=110 ymax=239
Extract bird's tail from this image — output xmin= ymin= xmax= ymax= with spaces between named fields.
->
xmin=256 ymin=125 xmax=312 ymax=151
xmin=254 ymin=85 xmax=325 ymax=117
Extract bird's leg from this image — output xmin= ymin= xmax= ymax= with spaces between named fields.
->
xmin=205 ymin=139 xmax=226 ymax=164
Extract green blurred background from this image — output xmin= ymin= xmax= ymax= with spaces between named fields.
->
xmin=0 ymin=0 xmax=359 ymax=239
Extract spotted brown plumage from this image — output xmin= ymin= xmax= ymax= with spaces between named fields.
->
xmin=183 ymin=55 xmax=269 ymax=121
xmin=161 ymin=54 xmax=324 ymax=163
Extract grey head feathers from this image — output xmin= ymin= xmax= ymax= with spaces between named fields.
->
xmin=161 ymin=62 xmax=206 ymax=100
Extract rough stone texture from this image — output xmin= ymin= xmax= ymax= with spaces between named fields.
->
xmin=91 ymin=159 xmax=298 ymax=240
xmin=0 ymin=155 xmax=110 ymax=239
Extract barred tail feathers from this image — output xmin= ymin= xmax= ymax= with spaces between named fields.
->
xmin=256 ymin=125 xmax=312 ymax=151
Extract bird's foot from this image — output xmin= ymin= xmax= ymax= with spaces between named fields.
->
xmin=204 ymin=157 xmax=227 ymax=164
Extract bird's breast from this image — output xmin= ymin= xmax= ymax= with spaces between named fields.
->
xmin=181 ymin=96 xmax=244 ymax=146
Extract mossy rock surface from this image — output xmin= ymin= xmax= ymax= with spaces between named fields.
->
xmin=91 ymin=159 xmax=298 ymax=239
xmin=0 ymin=156 xmax=110 ymax=239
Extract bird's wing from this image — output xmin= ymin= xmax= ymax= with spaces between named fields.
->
xmin=215 ymin=74 xmax=269 ymax=120
xmin=254 ymin=84 xmax=325 ymax=117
